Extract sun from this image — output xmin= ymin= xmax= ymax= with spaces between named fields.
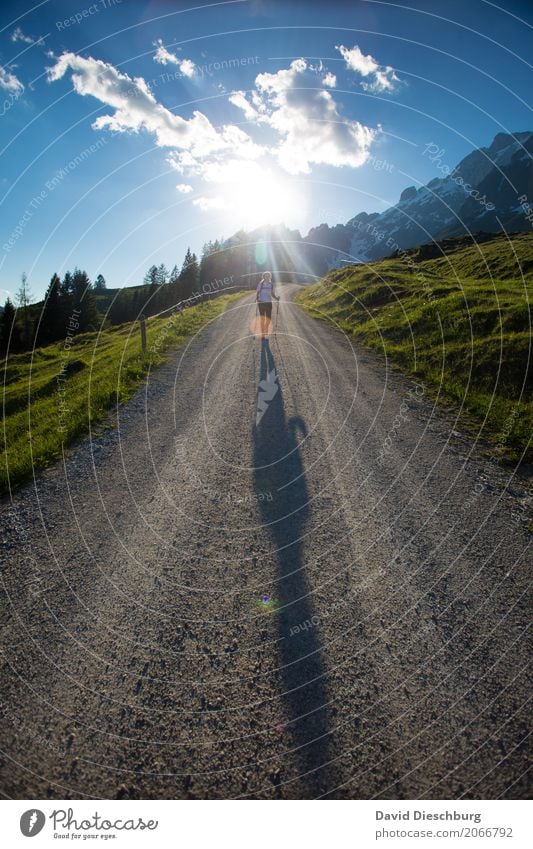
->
xmin=202 ymin=160 xmax=304 ymax=229
xmin=231 ymin=166 xmax=303 ymax=228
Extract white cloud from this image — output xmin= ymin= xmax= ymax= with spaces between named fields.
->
xmin=47 ymin=52 xmax=260 ymax=160
xmin=229 ymin=89 xmax=270 ymax=122
xmin=0 ymin=66 xmax=23 ymax=93
xmin=179 ymin=58 xmax=196 ymax=78
xmin=153 ymin=39 xmax=195 ymax=77
xmin=337 ymin=45 xmax=378 ymax=76
xmin=176 ymin=183 xmax=193 ymax=193
xmin=231 ymin=58 xmax=376 ymax=174
xmin=336 ymin=44 xmax=399 ymax=93
xmin=228 ymin=90 xmax=260 ymax=121
xmin=153 ymin=39 xmax=180 ymax=65
xmin=167 ymin=151 xmax=202 ymax=175
xmin=322 ymin=72 xmax=337 ymax=88
xmin=166 ymin=123 xmax=264 ymax=186
xmin=11 ymin=27 xmax=33 ymax=44
xmin=11 ymin=26 xmax=45 ymax=46
xmin=167 ymin=136 xmax=264 ymax=197
xmin=193 ymin=195 xmax=227 ymax=211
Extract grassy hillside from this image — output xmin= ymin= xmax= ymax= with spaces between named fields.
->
xmin=1 ymin=293 xmax=243 ymax=496
xmin=296 ymin=233 xmax=532 ymax=463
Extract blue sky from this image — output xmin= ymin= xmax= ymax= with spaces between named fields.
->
xmin=1 ymin=0 xmax=532 ymax=299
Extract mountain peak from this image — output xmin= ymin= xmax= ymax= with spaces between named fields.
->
xmin=400 ymin=186 xmax=417 ymax=203
xmin=488 ymin=131 xmax=533 ymax=153
xmin=452 ymin=132 xmax=531 ymax=186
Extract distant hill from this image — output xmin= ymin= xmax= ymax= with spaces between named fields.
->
xmin=302 ymin=131 xmax=533 ymax=270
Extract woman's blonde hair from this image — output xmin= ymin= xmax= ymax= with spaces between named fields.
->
xmin=262 ymin=271 xmax=272 ymax=281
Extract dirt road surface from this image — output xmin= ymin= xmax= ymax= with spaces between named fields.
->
xmin=1 ymin=288 xmax=530 ymax=799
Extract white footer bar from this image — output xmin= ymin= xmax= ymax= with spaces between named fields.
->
xmin=2 ymin=799 xmax=531 ymax=848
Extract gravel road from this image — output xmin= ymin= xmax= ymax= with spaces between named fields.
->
xmin=0 ymin=287 xmax=531 ymax=799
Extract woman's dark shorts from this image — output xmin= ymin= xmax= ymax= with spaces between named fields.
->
xmin=258 ymin=302 xmax=272 ymax=318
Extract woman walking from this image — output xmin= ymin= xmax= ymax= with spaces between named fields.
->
xmin=256 ymin=271 xmax=280 ymax=340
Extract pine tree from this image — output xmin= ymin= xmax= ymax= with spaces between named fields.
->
xmin=38 ymin=273 xmax=62 ymax=345
xmin=60 ymin=271 xmax=73 ymax=308
xmin=157 ymin=263 xmax=169 ymax=285
xmin=143 ymin=265 xmax=159 ymax=288
xmin=169 ymin=264 xmax=179 ymax=285
xmin=16 ymin=272 xmax=33 ymax=348
xmin=61 ymin=270 xmax=73 ymax=295
xmin=16 ymin=272 xmax=31 ymax=310
xmin=199 ymin=241 xmax=215 ymax=288
xmin=0 ymin=298 xmax=21 ymax=355
xmin=72 ymin=268 xmax=99 ymax=332
xmin=94 ymin=274 xmax=107 ymax=291
xmin=179 ymin=248 xmax=199 ymax=298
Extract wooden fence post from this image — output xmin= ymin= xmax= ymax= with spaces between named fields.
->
xmin=140 ymin=315 xmax=147 ymax=355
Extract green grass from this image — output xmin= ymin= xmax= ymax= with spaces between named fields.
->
xmin=296 ymin=233 xmax=532 ymax=463
xmin=1 ymin=293 xmax=244 ymax=496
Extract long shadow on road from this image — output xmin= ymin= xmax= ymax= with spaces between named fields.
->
xmin=253 ymin=338 xmax=336 ymax=797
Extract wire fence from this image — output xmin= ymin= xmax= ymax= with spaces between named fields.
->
xmin=138 ymin=281 xmax=251 ymax=352
xmin=147 ymin=284 xmax=243 ymax=321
